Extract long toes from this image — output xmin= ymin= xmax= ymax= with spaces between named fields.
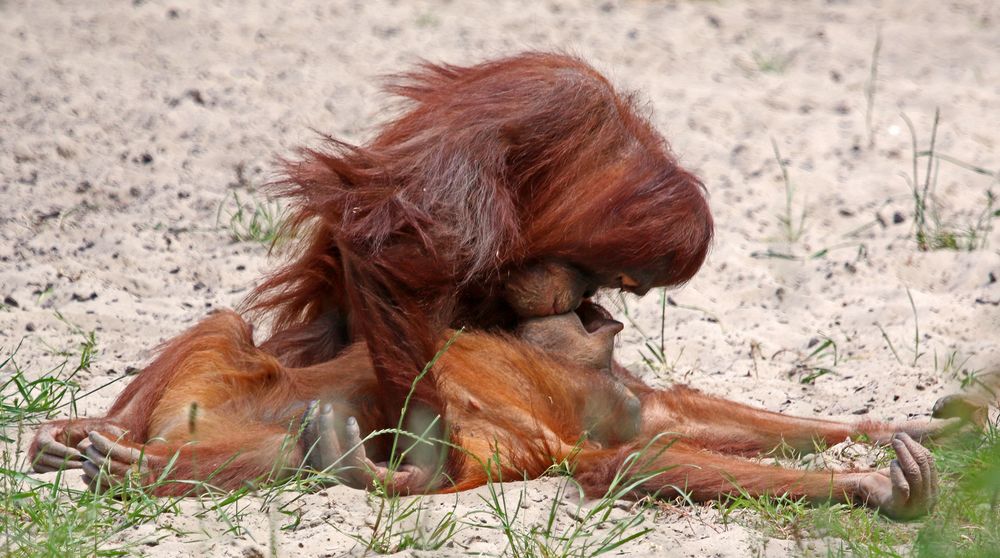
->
xmin=76 ymin=437 xmax=92 ymax=453
xmin=303 ymin=402 xmax=345 ymax=472
xmin=898 ymin=433 xmax=934 ymax=500
xmin=300 ymin=401 xmax=320 ymax=452
xmin=300 ymin=400 xmax=320 ymax=434
xmin=88 ymin=431 xmax=143 ymax=465
xmin=81 ymin=461 xmax=98 ymax=489
xmin=340 ymin=416 xmax=376 ymax=488
xmin=37 ymin=430 xmax=83 ymax=459
xmin=82 ymin=460 xmax=113 ymax=492
xmin=343 ymin=417 xmax=374 ymax=472
xmin=928 ymin=452 xmax=939 ymax=504
xmin=343 ymin=416 xmax=365 ymax=458
xmin=31 ymin=461 xmax=57 ymax=474
xmin=888 ymin=459 xmax=910 ymax=503
xmin=33 ymin=440 xmax=82 ymax=473
xmin=299 ymin=406 xmax=376 ymax=490
xmin=891 ymin=435 xmax=923 ymax=506
xmin=33 ymin=452 xmax=84 ymax=472
xmin=83 ymin=445 xmax=134 ymax=478
xmin=32 ymin=437 xmax=84 ymax=471
xmin=315 ymin=403 xmax=341 ymax=453
xmin=81 ymin=461 xmax=118 ymax=493
xmin=903 ymin=434 xmax=939 ymax=505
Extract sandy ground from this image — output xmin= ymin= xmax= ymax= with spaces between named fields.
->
xmin=2 ymin=0 xmax=999 ymax=556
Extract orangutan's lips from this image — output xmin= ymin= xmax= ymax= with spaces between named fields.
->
xmin=574 ymin=300 xmax=623 ymax=335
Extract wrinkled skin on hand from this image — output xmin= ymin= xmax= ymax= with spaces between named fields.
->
xmin=31 ymin=422 xmax=87 ymax=473
xmin=78 ymin=429 xmax=160 ymax=492
xmin=851 ymin=433 xmax=938 ymax=520
xmin=31 ymin=420 xmax=127 ymax=476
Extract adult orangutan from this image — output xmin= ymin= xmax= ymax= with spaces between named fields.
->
xmin=30 ymin=307 xmax=959 ymax=520
xmin=244 ymin=52 xmax=714 ymax=429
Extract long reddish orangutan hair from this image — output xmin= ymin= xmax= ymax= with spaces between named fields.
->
xmin=245 ymin=52 xmax=713 ymax=423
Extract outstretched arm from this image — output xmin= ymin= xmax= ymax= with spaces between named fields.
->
xmin=572 ymin=432 xmax=937 ymax=520
xmin=639 ymin=385 xmax=963 ymax=455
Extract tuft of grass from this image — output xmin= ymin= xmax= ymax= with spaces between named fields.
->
xmin=771 ymin=138 xmax=808 ymax=245
xmin=751 ymin=139 xmax=879 ymax=260
xmin=610 ymin=289 xmax=719 ymax=377
xmin=216 ymin=191 xmax=287 ymax=246
xmin=933 ymin=349 xmax=982 ymax=390
xmin=864 ymin=28 xmax=882 ymax=148
xmin=337 ymin=492 xmax=461 ymax=553
xmin=2 ymin=310 xmax=114 ymax=431
xmin=900 ymin=111 xmax=999 ymax=251
xmin=415 ymin=12 xmax=440 ymax=27
xmin=718 ymin=490 xmax=814 ymax=541
xmin=902 ymin=110 xmax=941 ymax=252
xmin=1 ymin=342 xmax=164 ymax=556
xmin=876 ymin=287 xmax=925 ymax=368
xmin=792 ymin=336 xmax=840 ymax=385
xmin=717 ymin=484 xmax=914 ymax=556
xmin=814 ymin=503 xmax=911 ymax=557
xmin=476 ymin=439 xmax=668 ymax=558
xmin=1 ymin=345 xmax=81 ymax=433
xmin=904 ymin=288 xmax=923 ymax=368
xmin=751 ymin=48 xmax=796 ymax=74
xmin=52 ymin=312 xmax=98 ymax=372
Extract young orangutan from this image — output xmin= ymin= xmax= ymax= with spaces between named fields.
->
xmin=31 ymin=306 xmax=964 ymax=520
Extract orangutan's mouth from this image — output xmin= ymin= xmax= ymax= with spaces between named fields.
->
xmin=575 ymin=300 xmax=624 ymax=336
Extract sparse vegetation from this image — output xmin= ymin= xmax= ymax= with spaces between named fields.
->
xmin=1 ymin=339 xmax=149 ymax=557
xmin=714 ymin=423 xmax=1000 ymax=558
xmin=933 ymin=350 xmax=982 ymax=390
xmin=216 ymin=191 xmax=288 ymax=246
xmin=792 ymin=336 xmax=840 ymax=385
xmin=477 ymin=442 xmax=663 ymax=558
xmin=864 ymin=29 xmax=883 ymax=147
xmin=876 ymin=287 xmax=925 ymax=368
xmin=611 ymin=288 xmax=721 ymax=377
xmin=751 ymin=139 xmax=881 ymax=261
xmin=751 ymin=47 xmax=796 ymax=74
xmin=901 ymin=111 xmax=999 ymax=251
xmin=771 ymin=138 xmax=808 ymax=245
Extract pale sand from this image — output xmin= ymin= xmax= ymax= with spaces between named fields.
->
xmin=2 ymin=0 xmax=998 ymax=556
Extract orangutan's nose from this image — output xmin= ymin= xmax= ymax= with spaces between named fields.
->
xmin=618 ymin=273 xmax=651 ymax=296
